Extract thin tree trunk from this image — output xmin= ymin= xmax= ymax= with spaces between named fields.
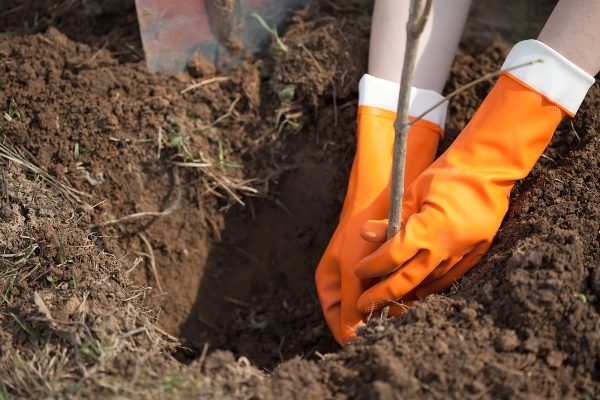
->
xmin=382 ymin=0 xmax=432 ymax=319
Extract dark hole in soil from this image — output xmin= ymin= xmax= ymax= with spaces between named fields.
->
xmin=158 ymin=77 xmax=364 ymax=368
xmin=174 ymin=158 xmax=344 ymax=367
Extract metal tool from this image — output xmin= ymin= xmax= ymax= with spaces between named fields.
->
xmin=135 ymin=0 xmax=309 ymax=72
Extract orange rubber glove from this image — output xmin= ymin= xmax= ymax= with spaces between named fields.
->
xmin=315 ymin=74 xmax=447 ymax=345
xmin=353 ymin=40 xmax=595 ymax=315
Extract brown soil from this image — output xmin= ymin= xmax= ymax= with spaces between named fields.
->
xmin=1 ymin=0 xmax=599 ymax=398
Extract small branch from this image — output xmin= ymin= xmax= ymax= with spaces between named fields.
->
xmin=90 ymin=203 xmax=178 ymax=228
xmin=91 ymin=173 xmax=181 ymax=228
xmin=139 ymin=233 xmax=163 ymax=293
xmin=180 ymin=76 xmax=230 ymax=94
xmin=409 ymin=0 xmax=432 ymax=36
xmin=388 ymin=0 xmax=431 ymax=240
xmin=196 ymin=95 xmax=241 ymax=131
xmin=409 ymin=59 xmax=542 ymax=126
xmin=148 ymin=322 xmax=180 ymax=342
xmin=382 ymin=0 xmax=431 ymax=319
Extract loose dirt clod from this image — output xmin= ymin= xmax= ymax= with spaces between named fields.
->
xmin=0 ymin=0 xmax=599 ymax=398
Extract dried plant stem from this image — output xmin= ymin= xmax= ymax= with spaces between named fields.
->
xmin=91 ymin=173 xmax=181 ymax=228
xmin=90 ymin=201 xmax=179 ymax=228
xmin=382 ymin=0 xmax=432 ymax=319
xmin=139 ymin=233 xmax=163 ymax=293
xmin=409 ymin=59 xmax=542 ymax=126
xmin=0 ymin=139 xmax=89 ymax=203
xmin=180 ymin=76 xmax=230 ymax=94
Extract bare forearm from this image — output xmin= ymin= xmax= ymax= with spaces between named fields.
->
xmin=368 ymin=0 xmax=471 ymax=92
xmin=538 ymin=0 xmax=600 ymax=75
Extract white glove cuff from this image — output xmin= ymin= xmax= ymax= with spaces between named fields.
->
xmin=358 ymin=74 xmax=448 ymax=129
xmin=501 ymin=39 xmax=594 ymax=116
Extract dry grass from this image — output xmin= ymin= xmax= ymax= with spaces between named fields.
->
xmin=0 ymin=137 xmax=89 ymax=203
xmin=0 ymin=163 xmax=265 ymax=398
xmin=180 ymin=76 xmax=230 ymax=94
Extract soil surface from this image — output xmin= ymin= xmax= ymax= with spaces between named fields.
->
xmin=1 ymin=0 xmax=599 ymax=398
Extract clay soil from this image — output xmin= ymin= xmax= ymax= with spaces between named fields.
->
xmin=0 ymin=0 xmax=599 ymax=398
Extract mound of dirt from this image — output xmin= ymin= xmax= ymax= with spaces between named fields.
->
xmin=0 ymin=163 xmax=183 ymax=397
xmin=0 ymin=164 xmax=276 ymax=398
xmin=2 ymin=0 xmax=370 ymax=373
xmin=1 ymin=0 xmax=599 ymax=398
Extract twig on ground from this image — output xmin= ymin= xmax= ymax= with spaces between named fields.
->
xmin=278 ymin=336 xmax=286 ymax=363
xmin=148 ymin=323 xmax=180 ymax=342
xmin=123 ymin=287 xmax=152 ymax=302
xmin=125 ymin=257 xmax=144 ymax=275
xmin=176 ymin=153 xmax=260 ymax=205
xmin=172 ymin=161 xmax=212 ymax=168
xmin=90 ymin=175 xmax=181 ymax=228
xmin=139 ymin=233 xmax=163 ymax=293
xmin=198 ymin=342 xmax=210 ymax=369
xmin=388 ymin=298 xmax=411 ymax=312
xmin=541 ymin=154 xmax=555 ymax=162
xmin=156 ymin=127 xmax=163 ymax=160
xmin=570 ymin=120 xmax=581 ymax=141
xmin=197 ymin=95 xmax=241 ymax=131
xmin=223 ymin=296 xmax=251 ymax=307
xmin=299 ymin=43 xmax=324 ymax=73
xmin=180 ymin=76 xmax=230 ymax=94
xmin=90 ymin=205 xmax=177 ymax=228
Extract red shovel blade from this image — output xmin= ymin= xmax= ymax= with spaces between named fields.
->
xmin=135 ymin=0 xmax=309 ymax=72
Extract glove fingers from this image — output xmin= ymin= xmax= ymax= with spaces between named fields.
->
xmin=353 ymin=232 xmax=420 ymax=279
xmin=414 ymin=242 xmax=489 ymax=299
xmin=359 ymin=219 xmax=388 ymax=243
xmin=419 ymin=254 xmax=465 ymax=286
xmin=356 ymin=249 xmax=444 ymax=314
xmin=354 ymin=211 xmax=432 ymax=279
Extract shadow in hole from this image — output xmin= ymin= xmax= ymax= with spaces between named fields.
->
xmin=177 ymin=147 xmax=345 ymax=369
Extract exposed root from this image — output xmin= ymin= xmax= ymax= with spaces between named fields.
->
xmin=90 ymin=174 xmax=182 ymax=228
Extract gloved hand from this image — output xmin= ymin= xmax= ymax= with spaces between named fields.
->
xmin=315 ymin=74 xmax=447 ymax=345
xmin=353 ymin=40 xmax=594 ymax=315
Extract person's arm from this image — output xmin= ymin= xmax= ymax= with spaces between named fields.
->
xmin=538 ymin=0 xmax=600 ymax=75
xmin=369 ymin=0 xmax=472 ymax=92
xmin=353 ymin=0 xmax=597 ymax=315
